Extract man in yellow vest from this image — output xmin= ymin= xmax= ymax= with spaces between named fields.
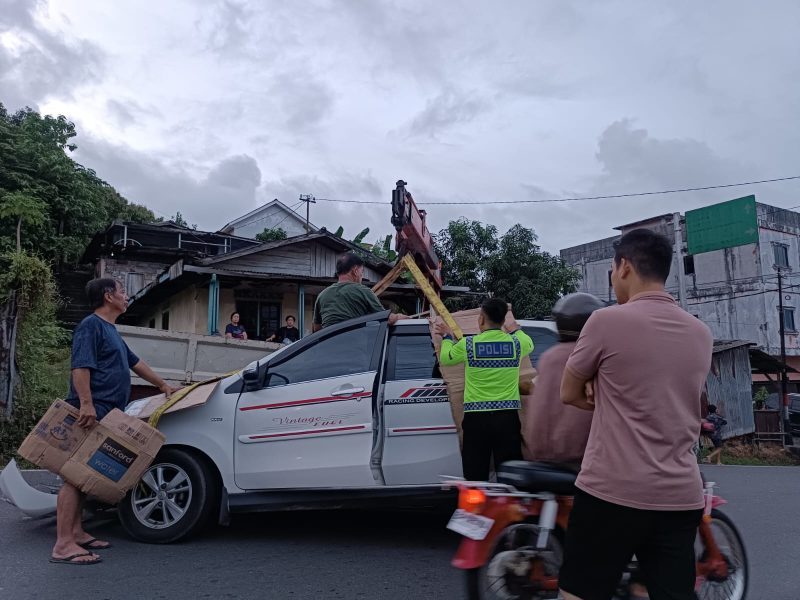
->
xmin=435 ymin=298 xmax=534 ymax=481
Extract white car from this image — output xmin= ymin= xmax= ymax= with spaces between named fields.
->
xmin=5 ymin=311 xmax=558 ymax=543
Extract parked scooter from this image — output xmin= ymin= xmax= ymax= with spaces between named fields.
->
xmin=445 ymin=461 xmax=748 ymax=600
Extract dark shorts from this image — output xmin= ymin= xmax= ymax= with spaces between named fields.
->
xmin=559 ymin=489 xmax=702 ymax=600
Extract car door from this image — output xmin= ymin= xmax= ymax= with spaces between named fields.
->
xmin=381 ymin=325 xmax=461 ymax=485
xmin=234 ymin=313 xmax=388 ymax=490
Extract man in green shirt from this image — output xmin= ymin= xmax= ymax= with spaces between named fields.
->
xmin=435 ymin=297 xmax=533 ymax=481
xmin=313 ymin=252 xmax=408 ymax=331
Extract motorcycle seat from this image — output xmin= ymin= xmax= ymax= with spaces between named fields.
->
xmin=496 ymin=460 xmax=577 ymax=495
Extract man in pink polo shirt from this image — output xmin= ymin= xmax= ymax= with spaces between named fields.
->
xmin=558 ymin=228 xmax=713 ymax=600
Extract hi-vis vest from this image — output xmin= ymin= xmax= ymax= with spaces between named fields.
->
xmin=439 ymin=328 xmax=534 ymax=412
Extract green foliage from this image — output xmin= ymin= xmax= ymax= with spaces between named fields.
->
xmin=353 ymin=227 xmax=370 ymax=245
xmin=0 ymin=191 xmax=47 ymax=251
xmin=0 ymin=251 xmax=69 ymax=465
xmin=334 ymin=226 xmax=344 ymax=237
xmin=0 ymin=103 xmax=159 ymax=265
xmin=368 ymin=235 xmax=397 ymax=262
xmin=435 ymin=219 xmax=581 ymax=318
xmin=255 ymin=227 xmax=288 ymax=242
xmin=753 ymin=386 xmax=770 ymax=409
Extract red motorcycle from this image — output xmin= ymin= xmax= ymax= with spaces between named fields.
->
xmin=445 ymin=461 xmax=748 ymax=600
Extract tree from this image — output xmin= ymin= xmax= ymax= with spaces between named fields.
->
xmin=370 ymin=234 xmax=397 ymax=262
xmin=434 ymin=218 xmax=499 ymax=293
xmin=170 ymin=211 xmax=189 ymax=228
xmin=0 ymin=103 xmax=161 ymax=265
xmin=435 ymin=219 xmax=581 ymax=318
xmin=255 ymin=227 xmax=287 ymax=242
xmin=0 ymin=192 xmax=47 ymax=252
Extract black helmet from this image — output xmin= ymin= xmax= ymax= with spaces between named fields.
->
xmin=552 ymin=293 xmax=605 ymax=342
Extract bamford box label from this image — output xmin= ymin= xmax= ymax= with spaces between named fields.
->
xmin=87 ymin=437 xmax=139 ymax=482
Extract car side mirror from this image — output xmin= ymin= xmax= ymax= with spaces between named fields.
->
xmin=242 ymin=365 xmax=261 ymax=391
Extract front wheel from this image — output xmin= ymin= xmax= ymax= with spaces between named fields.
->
xmin=118 ymin=448 xmax=217 ymax=544
xmin=468 ymin=523 xmax=563 ymax=600
xmin=695 ymin=509 xmax=748 ymax=600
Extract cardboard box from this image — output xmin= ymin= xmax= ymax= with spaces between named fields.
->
xmin=18 ymin=400 xmax=165 ymax=504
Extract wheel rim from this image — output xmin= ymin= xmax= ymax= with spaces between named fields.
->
xmin=130 ymin=462 xmax=193 ymax=530
xmin=482 ymin=525 xmax=561 ymax=600
xmin=695 ymin=517 xmax=746 ymax=600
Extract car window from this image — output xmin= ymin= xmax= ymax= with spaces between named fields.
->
xmin=523 ymin=326 xmax=559 ymax=367
xmin=388 ymin=334 xmax=439 ymax=380
xmin=266 ymin=322 xmax=382 ymax=387
xmin=791 ymin=397 xmax=800 ymax=412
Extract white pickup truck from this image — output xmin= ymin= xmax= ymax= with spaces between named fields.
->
xmin=3 ymin=311 xmax=557 ymax=544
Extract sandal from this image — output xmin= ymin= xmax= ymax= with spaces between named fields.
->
xmin=49 ymin=552 xmax=102 ymax=565
xmin=79 ymin=538 xmax=112 ymax=550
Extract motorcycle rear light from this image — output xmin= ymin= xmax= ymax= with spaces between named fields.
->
xmin=459 ymin=488 xmax=487 ymax=513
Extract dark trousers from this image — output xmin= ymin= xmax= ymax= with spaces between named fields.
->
xmin=461 ymin=409 xmax=522 ymax=481
xmin=559 ymin=490 xmax=703 ymax=600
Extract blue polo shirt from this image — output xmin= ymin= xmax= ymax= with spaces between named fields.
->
xmin=66 ymin=314 xmax=140 ymax=419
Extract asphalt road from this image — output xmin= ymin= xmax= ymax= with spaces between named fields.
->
xmin=0 ymin=466 xmax=797 ymax=600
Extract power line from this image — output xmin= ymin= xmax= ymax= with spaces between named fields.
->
xmin=314 ymin=174 xmax=800 ymax=206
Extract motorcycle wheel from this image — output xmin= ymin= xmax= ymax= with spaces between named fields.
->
xmin=467 ymin=523 xmax=564 ymax=600
xmin=695 ymin=509 xmax=748 ymax=600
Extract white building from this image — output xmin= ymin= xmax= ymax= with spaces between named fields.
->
xmin=219 ymin=199 xmax=318 ymax=239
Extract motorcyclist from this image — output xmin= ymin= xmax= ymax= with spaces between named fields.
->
xmin=524 ymin=292 xmax=650 ymax=600
xmin=523 ymin=292 xmax=604 ymax=472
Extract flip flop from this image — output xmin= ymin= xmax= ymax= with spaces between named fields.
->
xmin=49 ymin=552 xmax=102 ymax=565
xmin=79 ymin=538 xmax=113 ymax=550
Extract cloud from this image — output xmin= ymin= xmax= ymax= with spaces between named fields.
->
xmin=196 ymin=0 xmax=252 ymax=55
xmin=105 ymin=98 xmax=159 ymax=128
xmin=406 ymin=89 xmax=490 ymax=138
xmin=273 ymin=70 xmax=335 ymax=131
xmin=0 ymin=0 xmax=105 ymax=110
xmin=592 ymin=119 xmax=745 ymax=191
xmin=72 ymin=137 xmax=262 ymax=230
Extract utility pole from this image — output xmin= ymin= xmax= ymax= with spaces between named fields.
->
xmin=299 ymin=194 xmax=316 ymax=234
xmin=673 ymin=212 xmax=688 ymax=310
xmin=777 ymin=267 xmax=791 ymax=440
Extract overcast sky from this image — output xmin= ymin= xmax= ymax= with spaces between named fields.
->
xmin=2 ymin=0 xmax=799 ymax=253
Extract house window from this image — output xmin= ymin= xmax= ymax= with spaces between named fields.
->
xmin=161 ymin=311 xmax=170 ymax=330
xmin=773 ymin=243 xmax=790 ymax=268
xmin=782 ymin=307 xmax=796 ymax=332
xmin=683 ymin=255 xmax=695 ymax=276
xmin=125 ymin=272 xmax=144 ymax=296
xmin=237 ymin=300 xmax=281 ymax=340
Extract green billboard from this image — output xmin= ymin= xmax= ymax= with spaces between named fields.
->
xmin=685 ymin=195 xmax=758 ymax=255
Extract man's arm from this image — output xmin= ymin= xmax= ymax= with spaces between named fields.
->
xmin=434 ymin=321 xmax=467 ymax=366
xmin=560 ymin=366 xmax=595 ymax=411
xmin=72 ymin=368 xmax=97 ymax=428
xmin=312 ymin=297 xmax=323 ymax=332
xmin=131 ymin=361 xmax=179 ymax=397
xmin=504 ymin=318 xmax=534 ymax=356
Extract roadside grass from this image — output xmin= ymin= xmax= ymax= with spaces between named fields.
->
xmin=700 ymin=438 xmax=800 ymax=466
xmin=0 ymin=348 xmax=70 ymax=469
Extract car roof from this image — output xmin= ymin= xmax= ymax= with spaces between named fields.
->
xmin=395 ymin=318 xmax=557 ymax=331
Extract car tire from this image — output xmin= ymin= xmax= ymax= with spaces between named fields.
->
xmin=118 ymin=448 xmax=217 ymax=544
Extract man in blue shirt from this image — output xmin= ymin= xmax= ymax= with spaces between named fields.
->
xmin=53 ymin=278 xmax=177 ymax=565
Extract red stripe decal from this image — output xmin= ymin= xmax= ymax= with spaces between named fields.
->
xmin=248 ymin=425 xmax=366 ymax=439
xmin=240 ymin=391 xmax=371 ymax=411
xmin=390 ymin=426 xmax=457 ymax=433
xmin=400 ymin=386 xmax=448 ymax=398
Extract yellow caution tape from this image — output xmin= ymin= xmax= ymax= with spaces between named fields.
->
xmin=148 ymin=370 xmax=240 ymax=428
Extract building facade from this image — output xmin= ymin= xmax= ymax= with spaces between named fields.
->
xmin=561 ymin=203 xmax=800 ymax=378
